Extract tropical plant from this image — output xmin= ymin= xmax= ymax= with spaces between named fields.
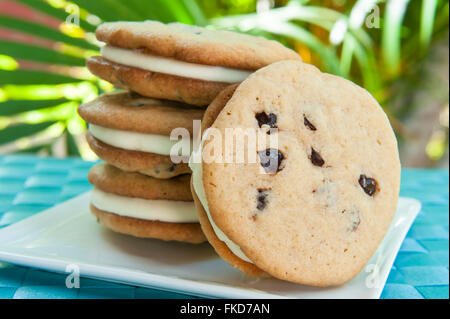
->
xmin=0 ymin=0 xmax=448 ymax=161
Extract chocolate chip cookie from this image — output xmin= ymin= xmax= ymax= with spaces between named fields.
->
xmin=78 ymin=91 xmax=203 ymax=178
xmin=87 ymin=20 xmax=301 ymax=106
xmin=89 ymin=163 xmax=206 ymax=243
xmin=190 ymin=61 xmax=401 ymax=286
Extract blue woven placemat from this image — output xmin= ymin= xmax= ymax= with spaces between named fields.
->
xmin=0 ymin=154 xmax=448 ymax=299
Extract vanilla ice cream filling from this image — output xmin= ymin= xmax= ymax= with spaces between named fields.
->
xmin=91 ymin=188 xmax=198 ymax=223
xmin=189 ymin=144 xmax=253 ymax=263
xmin=89 ymin=124 xmax=191 ymax=156
xmin=101 ymin=45 xmax=252 ymax=83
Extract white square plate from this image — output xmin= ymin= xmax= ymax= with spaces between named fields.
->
xmin=0 ymin=192 xmax=420 ymax=299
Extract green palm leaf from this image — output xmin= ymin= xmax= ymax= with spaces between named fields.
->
xmin=0 ymin=0 xmax=446 ymax=160
xmin=0 ymin=15 xmax=98 ymax=51
xmin=15 ymin=142 xmax=52 ymax=154
xmin=69 ymin=0 xmax=140 ymax=22
xmin=157 ymin=0 xmax=198 ymax=24
xmin=0 ymin=40 xmax=86 ymax=66
xmin=180 ymin=0 xmax=208 ymax=26
xmin=420 ymin=0 xmax=439 ymax=51
xmin=382 ymin=0 xmax=411 ymax=76
xmin=125 ymin=0 xmax=157 ymax=20
xmin=16 ymin=0 xmax=96 ymax=32
xmin=263 ymin=21 xmax=343 ymax=76
xmin=0 ymin=98 xmax=70 ymax=116
xmin=65 ymin=129 xmax=81 ymax=156
xmin=0 ymin=121 xmax=58 ymax=145
xmin=0 ymin=70 xmax=83 ymax=85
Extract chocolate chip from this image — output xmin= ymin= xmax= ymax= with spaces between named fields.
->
xmin=129 ymin=91 xmax=142 ymax=98
xmin=310 ymin=148 xmax=325 ymax=167
xmin=359 ymin=175 xmax=377 ymax=196
xmin=255 ymin=112 xmax=277 ymax=129
xmin=258 ymin=149 xmax=285 ymax=174
xmin=303 ymin=115 xmax=317 ymax=131
xmin=167 ymin=164 xmax=177 ymax=172
xmin=257 ymin=189 xmax=270 ymax=210
xmin=132 ymin=100 xmax=150 ymax=106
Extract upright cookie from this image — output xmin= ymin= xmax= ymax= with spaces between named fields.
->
xmin=87 ymin=20 xmax=301 ymax=106
xmin=89 ymin=163 xmax=206 ymax=243
xmin=190 ymin=61 xmax=401 ymax=286
xmin=78 ymin=91 xmax=203 ymax=178
xmin=191 ymin=84 xmax=267 ymax=277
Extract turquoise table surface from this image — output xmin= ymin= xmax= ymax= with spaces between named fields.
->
xmin=0 ymin=154 xmax=448 ymax=299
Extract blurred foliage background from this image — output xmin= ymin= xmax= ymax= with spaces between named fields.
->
xmin=0 ymin=0 xmax=448 ymax=167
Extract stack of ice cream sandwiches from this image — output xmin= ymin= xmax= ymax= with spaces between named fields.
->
xmin=78 ymin=20 xmax=301 ymax=244
xmin=79 ymin=20 xmax=401 ymax=288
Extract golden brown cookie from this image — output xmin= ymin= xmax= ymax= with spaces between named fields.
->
xmin=86 ymin=57 xmax=229 ymax=107
xmin=191 ymin=180 xmax=267 ymax=276
xmin=191 ymin=61 xmax=401 ymax=286
xmin=95 ymin=21 xmax=301 ymax=69
xmin=88 ymin=163 xmax=192 ymax=200
xmin=201 ymin=84 xmax=238 ymax=132
xmin=192 ymin=83 xmax=266 ymax=277
xmin=89 ymin=163 xmax=206 ymax=243
xmin=86 ymin=133 xmax=190 ymax=179
xmin=88 ymin=20 xmax=301 ymax=106
xmin=78 ymin=90 xmax=204 ymax=135
xmin=79 ymin=91 xmax=202 ymax=179
xmin=91 ymin=205 xmax=205 ymax=244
